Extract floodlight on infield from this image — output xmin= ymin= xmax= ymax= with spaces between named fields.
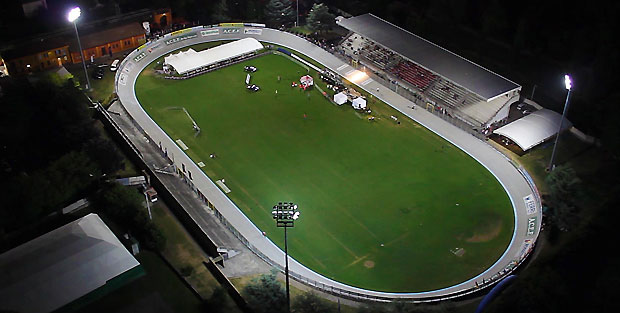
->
xmin=347 ymin=70 xmax=368 ymax=83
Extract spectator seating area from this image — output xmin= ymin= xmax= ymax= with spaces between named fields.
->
xmin=429 ymin=79 xmax=483 ymax=108
xmin=389 ymin=61 xmax=437 ymax=91
xmin=358 ymin=42 xmax=399 ymax=70
xmin=339 ymin=32 xmax=494 ymax=125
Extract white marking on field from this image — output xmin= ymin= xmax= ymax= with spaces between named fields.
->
xmin=361 ymin=78 xmax=373 ymax=86
xmin=345 ymin=69 xmax=356 ymax=76
xmin=197 ymin=162 xmax=205 ymax=167
xmin=337 ymin=64 xmax=349 ymax=71
xmin=176 ymin=139 xmax=189 ymax=150
xmin=216 ymin=179 xmax=231 ymax=193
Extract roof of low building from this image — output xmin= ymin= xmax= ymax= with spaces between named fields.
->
xmin=0 ymin=213 xmax=140 ymax=313
xmin=68 ymin=22 xmax=145 ymax=51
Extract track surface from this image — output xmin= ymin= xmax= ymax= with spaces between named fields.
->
xmin=115 ymin=26 xmax=541 ymax=300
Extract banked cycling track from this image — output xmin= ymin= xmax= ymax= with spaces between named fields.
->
xmin=115 ymin=25 xmax=542 ymax=301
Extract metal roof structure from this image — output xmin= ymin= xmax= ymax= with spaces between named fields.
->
xmin=0 ymin=214 xmax=140 ymax=313
xmin=493 ymin=109 xmax=572 ymax=151
xmin=336 ymin=14 xmax=521 ymax=101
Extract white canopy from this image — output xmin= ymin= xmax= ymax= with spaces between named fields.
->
xmin=352 ymin=97 xmax=367 ymax=110
xmin=334 ymin=92 xmax=348 ymax=105
xmin=164 ymin=38 xmax=263 ymax=75
xmin=493 ymin=109 xmax=572 ymax=151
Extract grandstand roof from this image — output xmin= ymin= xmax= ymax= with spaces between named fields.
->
xmin=0 ymin=214 xmax=140 ymax=313
xmin=493 ymin=109 xmax=572 ymax=151
xmin=164 ymin=38 xmax=263 ymax=75
xmin=336 ymin=14 xmax=521 ymax=101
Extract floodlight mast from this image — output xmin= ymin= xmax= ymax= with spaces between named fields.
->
xmin=272 ymin=202 xmax=300 ymax=313
xmin=548 ymin=74 xmax=572 ymax=171
xmin=68 ymin=7 xmax=91 ymax=90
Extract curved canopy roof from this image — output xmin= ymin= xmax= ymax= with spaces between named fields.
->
xmin=164 ymin=37 xmax=263 ymax=74
xmin=493 ymin=109 xmax=572 ymax=151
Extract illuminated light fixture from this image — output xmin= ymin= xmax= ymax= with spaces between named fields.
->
xmin=67 ymin=7 xmax=81 ymax=22
xmin=67 ymin=7 xmax=90 ymax=90
xmin=347 ymin=70 xmax=368 ymax=83
xmin=564 ymin=74 xmax=572 ymax=90
xmin=271 ymin=201 xmax=300 ymax=313
xmin=548 ymin=74 xmax=573 ymax=171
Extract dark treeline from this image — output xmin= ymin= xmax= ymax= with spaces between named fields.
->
xmin=0 ymin=78 xmax=166 ymax=253
xmin=0 ymin=79 xmax=122 ymax=235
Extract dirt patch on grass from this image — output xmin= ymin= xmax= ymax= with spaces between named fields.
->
xmin=364 ymin=260 xmax=375 ymax=269
xmin=465 ymin=219 xmax=503 ymax=243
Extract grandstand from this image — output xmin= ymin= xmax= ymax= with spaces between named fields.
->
xmin=336 ymin=14 xmax=521 ymax=129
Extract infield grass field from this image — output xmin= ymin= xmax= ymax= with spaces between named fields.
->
xmin=136 ymin=48 xmax=514 ymax=292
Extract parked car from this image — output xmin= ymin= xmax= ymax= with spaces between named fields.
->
xmin=246 ymin=84 xmax=260 ymax=91
xmin=244 ymin=65 xmax=257 ymax=72
xmin=110 ymin=59 xmax=120 ymax=72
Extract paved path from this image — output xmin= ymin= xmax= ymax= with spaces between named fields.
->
xmin=113 ymin=26 xmax=541 ymax=301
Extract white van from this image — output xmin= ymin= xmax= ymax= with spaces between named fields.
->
xmin=110 ymin=59 xmax=120 ymax=72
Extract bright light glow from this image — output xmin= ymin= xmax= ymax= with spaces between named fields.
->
xmin=26 ymin=64 xmax=30 ymax=68
xmin=67 ymin=7 xmax=81 ymax=23
xmin=292 ymin=211 xmax=300 ymax=220
xmin=347 ymin=70 xmax=369 ymax=83
xmin=564 ymin=74 xmax=572 ymax=90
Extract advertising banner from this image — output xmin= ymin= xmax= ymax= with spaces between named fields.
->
xmin=201 ymin=29 xmax=220 ymax=36
xmin=244 ymin=28 xmax=262 ymax=35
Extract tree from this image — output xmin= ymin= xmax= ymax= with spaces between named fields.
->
xmin=306 ymin=3 xmax=335 ymax=33
xmin=545 ymin=165 xmax=583 ymax=231
xmin=84 ymin=136 xmax=123 ymax=174
xmin=211 ymin=0 xmax=230 ymax=23
xmin=293 ymin=291 xmax=336 ymax=313
xmin=92 ymin=182 xmax=167 ymax=251
xmin=264 ymin=0 xmax=295 ymax=27
xmin=241 ymin=271 xmax=287 ymax=313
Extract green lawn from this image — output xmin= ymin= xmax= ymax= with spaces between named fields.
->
xmin=136 ymin=50 xmax=514 ymax=292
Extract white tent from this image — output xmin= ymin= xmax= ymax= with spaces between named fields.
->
xmin=164 ymin=38 xmax=263 ymax=75
xmin=352 ymin=97 xmax=367 ymax=110
xmin=334 ymin=92 xmax=348 ymax=105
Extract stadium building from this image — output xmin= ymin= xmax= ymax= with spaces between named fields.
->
xmin=336 ymin=14 xmax=521 ymax=130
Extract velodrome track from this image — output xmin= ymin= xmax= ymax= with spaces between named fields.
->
xmin=115 ymin=26 xmax=541 ymax=300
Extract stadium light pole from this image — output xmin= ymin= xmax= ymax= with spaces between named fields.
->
xmin=547 ymin=74 xmax=572 ymax=171
xmin=272 ymin=202 xmax=300 ymax=313
xmin=68 ymin=7 xmax=91 ymax=91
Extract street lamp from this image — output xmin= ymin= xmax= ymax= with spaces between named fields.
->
xmin=296 ymin=0 xmax=299 ymax=27
xmin=271 ymin=202 xmax=300 ymax=313
xmin=68 ymin=7 xmax=91 ymax=90
xmin=547 ymin=74 xmax=572 ymax=171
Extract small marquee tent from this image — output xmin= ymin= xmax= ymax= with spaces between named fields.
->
xmin=300 ymin=75 xmax=313 ymax=90
xmin=352 ymin=97 xmax=367 ymax=110
xmin=334 ymin=92 xmax=348 ymax=105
